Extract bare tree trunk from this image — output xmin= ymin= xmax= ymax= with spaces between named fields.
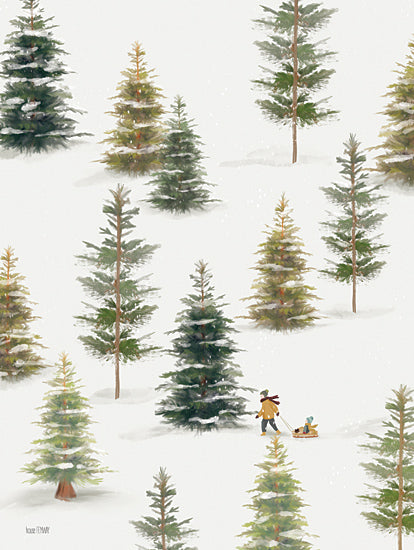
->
xmin=55 ymin=480 xmax=76 ymax=500
xmin=398 ymin=408 xmax=404 ymax=550
xmin=292 ymin=0 xmax=299 ymax=164
xmin=351 ymin=163 xmax=357 ymax=314
xmin=114 ymin=204 xmax=122 ymax=400
xmin=273 ymin=438 xmax=280 ymax=545
xmin=135 ymin=44 xmax=142 ymax=148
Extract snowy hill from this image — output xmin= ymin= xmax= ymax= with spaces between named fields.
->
xmin=0 ymin=0 xmax=413 ymax=549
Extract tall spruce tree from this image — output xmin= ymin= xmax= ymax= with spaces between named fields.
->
xmin=321 ymin=134 xmax=388 ymax=313
xmin=147 ymin=95 xmax=215 ymax=213
xmin=359 ymin=385 xmax=414 ymax=550
xmin=76 ymin=184 xmax=158 ymax=400
xmin=22 ymin=353 xmax=109 ymax=500
xmin=254 ymin=0 xmax=337 ymax=163
xmin=130 ymin=467 xmax=197 ymax=550
xmin=0 ymin=246 xmax=45 ymax=380
xmin=243 ymin=194 xmax=319 ymax=331
xmin=238 ymin=436 xmax=314 ymax=550
xmin=101 ymin=42 xmax=164 ymax=176
xmin=156 ymin=260 xmax=251 ymax=432
xmin=375 ymin=39 xmax=414 ymax=186
xmin=0 ymin=0 xmax=85 ymax=153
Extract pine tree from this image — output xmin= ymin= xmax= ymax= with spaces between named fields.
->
xmin=76 ymin=184 xmax=159 ymax=400
xmin=238 ymin=436 xmax=313 ymax=550
xmin=359 ymin=385 xmax=414 ymax=550
xmin=130 ymin=467 xmax=197 ymax=550
xmin=375 ymin=39 xmax=414 ymax=186
xmin=147 ymin=95 xmax=215 ymax=213
xmin=0 ymin=0 xmax=85 ymax=153
xmin=156 ymin=260 xmax=251 ymax=432
xmin=0 ymin=246 xmax=45 ymax=380
xmin=243 ymin=194 xmax=319 ymax=331
xmin=254 ymin=0 xmax=337 ymax=163
xmin=101 ymin=42 xmax=164 ymax=176
xmin=321 ymin=134 xmax=388 ymax=314
xmin=22 ymin=353 xmax=109 ymax=500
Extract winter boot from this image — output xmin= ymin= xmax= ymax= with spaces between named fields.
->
xmin=261 ymin=432 xmax=266 ymax=436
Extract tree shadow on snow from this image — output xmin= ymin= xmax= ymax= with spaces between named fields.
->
xmin=220 ymin=147 xmax=332 ymax=169
xmin=90 ymin=387 xmax=157 ymax=405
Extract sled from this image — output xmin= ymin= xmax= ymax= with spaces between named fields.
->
xmin=292 ymin=430 xmax=319 ymax=439
xmin=279 ymin=415 xmax=319 ymax=439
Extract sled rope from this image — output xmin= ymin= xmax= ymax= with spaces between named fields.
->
xmin=279 ymin=415 xmax=294 ymax=432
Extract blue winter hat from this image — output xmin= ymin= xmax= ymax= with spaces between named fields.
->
xmin=306 ymin=416 xmax=314 ymax=424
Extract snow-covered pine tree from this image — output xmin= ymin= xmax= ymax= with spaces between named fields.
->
xmin=375 ymin=39 xmax=414 ymax=186
xmin=238 ymin=436 xmax=313 ymax=550
xmin=0 ymin=246 xmax=45 ymax=380
xmin=254 ymin=0 xmax=337 ymax=163
xmin=101 ymin=42 xmax=164 ymax=176
xmin=321 ymin=134 xmax=388 ymax=313
xmin=130 ymin=467 xmax=198 ymax=550
xmin=0 ymin=0 xmax=85 ymax=153
xmin=242 ymin=194 xmax=319 ymax=331
xmin=147 ymin=95 xmax=215 ymax=213
xmin=359 ymin=385 xmax=414 ymax=550
xmin=22 ymin=353 xmax=109 ymax=500
xmin=76 ymin=184 xmax=158 ymax=400
xmin=156 ymin=260 xmax=251 ymax=432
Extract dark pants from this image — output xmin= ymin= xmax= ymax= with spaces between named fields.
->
xmin=262 ymin=418 xmax=278 ymax=432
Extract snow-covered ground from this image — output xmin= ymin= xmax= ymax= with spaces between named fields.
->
xmin=1 ymin=0 xmax=413 ymax=548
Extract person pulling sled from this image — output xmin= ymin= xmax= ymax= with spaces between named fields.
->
xmin=256 ymin=389 xmax=281 ymax=436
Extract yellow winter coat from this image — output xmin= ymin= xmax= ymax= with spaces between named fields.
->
xmin=258 ymin=399 xmax=279 ymax=420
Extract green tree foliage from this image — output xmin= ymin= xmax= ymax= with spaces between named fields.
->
xmin=253 ymin=0 xmax=337 ymax=162
xmin=0 ymin=246 xmax=45 ymax=380
xmin=238 ymin=436 xmax=313 ymax=550
xmin=375 ymin=39 xmax=414 ymax=186
xmin=76 ymin=184 xmax=158 ymax=399
xmin=0 ymin=0 xmax=85 ymax=152
xmin=101 ymin=42 xmax=164 ymax=176
xmin=147 ymin=95 xmax=215 ymax=213
xmin=131 ymin=467 xmax=197 ymax=550
xmin=22 ymin=353 xmax=108 ymax=500
xmin=359 ymin=385 xmax=414 ymax=550
xmin=243 ymin=194 xmax=319 ymax=331
xmin=321 ymin=134 xmax=387 ymax=313
xmin=156 ymin=260 xmax=251 ymax=432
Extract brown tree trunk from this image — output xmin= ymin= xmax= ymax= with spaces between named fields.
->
xmin=397 ymin=408 xmax=404 ymax=550
xmin=161 ymin=490 xmax=166 ymax=550
xmin=55 ymin=480 xmax=76 ymax=501
xmin=114 ymin=207 xmax=122 ymax=400
xmin=291 ymin=0 xmax=299 ymax=164
xmin=135 ymin=44 xmax=142 ymax=147
xmin=351 ymin=163 xmax=357 ymax=314
xmin=273 ymin=438 xmax=280 ymax=545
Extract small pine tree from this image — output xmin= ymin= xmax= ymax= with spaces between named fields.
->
xmin=375 ymin=39 xmax=414 ymax=186
xmin=0 ymin=246 xmax=45 ymax=380
xmin=156 ymin=260 xmax=251 ymax=432
xmin=0 ymin=0 xmax=85 ymax=153
xmin=243 ymin=194 xmax=319 ymax=331
xmin=238 ymin=436 xmax=313 ymax=550
xmin=76 ymin=184 xmax=159 ymax=400
xmin=321 ymin=134 xmax=388 ymax=313
xmin=359 ymin=385 xmax=414 ymax=550
xmin=130 ymin=467 xmax=197 ymax=550
xmin=253 ymin=0 xmax=337 ymax=163
xmin=22 ymin=353 xmax=109 ymax=500
xmin=101 ymin=42 xmax=164 ymax=176
xmin=147 ymin=95 xmax=215 ymax=213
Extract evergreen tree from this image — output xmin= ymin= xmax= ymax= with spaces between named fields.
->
xmin=254 ymin=0 xmax=337 ymax=163
xmin=0 ymin=0 xmax=85 ymax=153
xmin=0 ymin=246 xmax=45 ymax=380
xmin=147 ymin=95 xmax=215 ymax=213
xmin=22 ymin=353 xmax=108 ymax=500
xmin=101 ymin=42 xmax=164 ymax=176
xmin=243 ymin=194 xmax=319 ymax=331
xmin=359 ymin=385 xmax=414 ymax=550
xmin=238 ymin=436 xmax=313 ymax=550
xmin=130 ymin=467 xmax=197 ymax=550
xmin=375 ymin=39 xmax=414 ymax=186
xmin=76 ymin=184 xmax=158 ymax=400
xmin=321 ymin=134 xmax=388 ymax=313
xmin=156 ymin=260 xmax=251 ymax=432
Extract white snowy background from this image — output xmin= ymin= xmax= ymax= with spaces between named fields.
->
xmin=0 ymin=0 xmax=413 ymax=548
